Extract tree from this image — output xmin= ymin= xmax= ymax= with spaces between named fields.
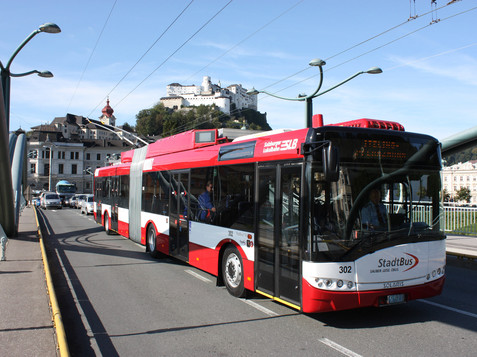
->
xmin=135 ymin=103 xmax=170 ymax=136
xmin=442 ymin=188 xmax=450 ymax=202
xmin=122 ymin=122 xmax=135 ymax=133
xmin=455 ymin=187 xmax=471 ymax=203
xmin=134 ymin=102 xmax=271 ymax=137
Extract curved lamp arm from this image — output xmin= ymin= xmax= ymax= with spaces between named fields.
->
xmin=5 ymin=23 xmax=61 ymax=70
xmin=10 ymin=70 xmax=53 ymax=78
xmin=316 ymin=67 xmax=382 ymax=98
xmin=247 ymin=58 xmax=327 ymax=102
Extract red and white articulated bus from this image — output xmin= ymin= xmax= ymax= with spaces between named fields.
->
xmin=93 ymin=118 xmax=445 ymax=313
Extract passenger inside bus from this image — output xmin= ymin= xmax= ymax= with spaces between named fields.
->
xmin=198 ymin=181 xmax=216 ymax=222
xmin=360 ymin=188 xmax=387 ymax=230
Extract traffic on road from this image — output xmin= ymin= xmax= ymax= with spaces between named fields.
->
xmin=36 ymin=208 xmax=477 ymax=356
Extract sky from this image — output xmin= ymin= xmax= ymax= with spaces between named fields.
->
xmin=0 ymin=0 xmax=476 ymax=142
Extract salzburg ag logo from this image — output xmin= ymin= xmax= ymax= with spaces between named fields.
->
xmin=377 ymin=253 xmax=419 ymax=272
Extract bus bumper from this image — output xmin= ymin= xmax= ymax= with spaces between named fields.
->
xmin=301 ymin=275 xmax=445 ymax=313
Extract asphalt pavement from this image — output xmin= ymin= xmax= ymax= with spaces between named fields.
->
xmin=0 ymin=206 xmax=476 ymax=356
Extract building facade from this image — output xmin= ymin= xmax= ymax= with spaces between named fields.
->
xmin=161 ymin=76 xmax=257 ymax=114
xmin=27 ymin=100 xmax=137 ymax=194
xmin=441 ymin=160 xmax=477 ymax=204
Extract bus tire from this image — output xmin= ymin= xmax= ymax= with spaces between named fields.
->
xmin=222 ymin=246 xmax=246 ymax=298
xmin=147 ymin=224 xmax=161 ymax=259
xmin=104 ymin=214 xmax=112 ymax=235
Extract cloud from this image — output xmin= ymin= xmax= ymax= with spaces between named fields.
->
xmin=387 ymin=44 xmax=477 ymax=86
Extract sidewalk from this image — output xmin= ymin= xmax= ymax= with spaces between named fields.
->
xmin=446 ymin=234 xmax=477 ymax=260
xmin=0 ymin=206 xmax=58 ymax=356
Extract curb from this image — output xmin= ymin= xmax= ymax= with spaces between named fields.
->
xmin=446 ymin=250 xmax=477 ymax=260
xmin=34 ymin=207 xmax=70 ymax=357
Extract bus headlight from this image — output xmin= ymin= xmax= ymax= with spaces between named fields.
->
xmin=312 ymin=277 xmax=356 ymax=291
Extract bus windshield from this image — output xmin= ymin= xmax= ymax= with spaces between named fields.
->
xmin=56 ymin=184 xmax=76 ymax=194
xmin=307 ymin=132 xmax=444 ymax=262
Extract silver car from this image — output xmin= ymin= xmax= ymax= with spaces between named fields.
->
xmin=81 ymin=195 xmax=94 ymax=215
xmin=41 ymin=192 xmax=63 ymax=210
xmin=75 ymin=194 xmax=86 ymax=209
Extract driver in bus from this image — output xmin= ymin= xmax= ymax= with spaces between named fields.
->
xmin=198 ymin=181 xmax=216 ymax=223
xmin=361 ymin=188 xmax=387 ymax=230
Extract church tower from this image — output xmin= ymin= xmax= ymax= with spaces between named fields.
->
xmin=99 ymin=98 xmax=116 ymax=126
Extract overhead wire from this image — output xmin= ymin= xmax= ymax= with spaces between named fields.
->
xmin=385 ymin=42 xmax=477 ymax=71
xmin=66 ymin=0 xmax=117 ymax=113
xmin=260 ymin=2 xmax=477 ymax=98
xmin=184 ymin=0 xmax=305 ymax=82
xmin=146 ymin=2 xmax=475 ymax=136
xmin=85 ymin=1 xmax=472 ymax=135
xmin=113 ymin=0 xmax=234 ymax=110
xmin=260 ymin=0 xmax=467 ymax=93
xmin=86 ymin=0 xmax=195 ymax=118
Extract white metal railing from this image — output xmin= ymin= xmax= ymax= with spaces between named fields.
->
xmin=383 ymin=203 xmax=477 ymax=236
xmin=443 ymin=204 xmax=477 ymax=235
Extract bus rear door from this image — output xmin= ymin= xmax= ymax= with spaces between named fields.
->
xmin=256 ymin=163 xmax=301 ymax=306
xmin=169 ymin=171 xmax=190 ymax=261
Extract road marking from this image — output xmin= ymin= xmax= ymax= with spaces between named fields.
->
xmin=420 ymin=300 xmax=477 ymax=319
xmin=241 ymin=299 xmax=279 ymax=317
xmin=55 ymin=248 xmax=101 ymax=356
xmin=185 ymin=269 xmax=212 ymax=283
xmin=319 ymin=338 xmax=362 ymax=357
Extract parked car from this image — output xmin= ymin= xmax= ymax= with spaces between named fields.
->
xmin=81 ymin=195 xmax=94 ymax=215
xmin=41 ymin=192 xmax=63 ymax=210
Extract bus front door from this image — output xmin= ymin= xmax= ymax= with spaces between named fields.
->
xmin=256 ymin=164 xmax=301 ymax=306
xmin=169 ymin=171 xmax=189 ymax=261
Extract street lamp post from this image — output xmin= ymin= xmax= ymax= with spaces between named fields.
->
xmin=0 ymin=22 xmax=61 ymax=132
xmin=42 ymin=139 xmax=57 ymax=192
xmin=84 ymin=167 xmax=94 ymax=194
xmin=247 ymin=58 xmax=382 ymax=128
xmin=42 ymin=144 xmax=54 ymax=192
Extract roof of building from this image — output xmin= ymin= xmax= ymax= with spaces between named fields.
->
xmin=101 ymin=99 xmax=114 ymax=118
xmin=160 ymin=96 xmax=184 ymax=100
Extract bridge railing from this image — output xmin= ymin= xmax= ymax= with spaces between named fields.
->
xmin=384 ymin=203 xmax=477 ymax=236
xmin=443 ymin=204 xmax=477 ymax=236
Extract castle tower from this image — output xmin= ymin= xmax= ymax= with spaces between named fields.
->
xmin=99 ymin=98 xmax=116 ymax=126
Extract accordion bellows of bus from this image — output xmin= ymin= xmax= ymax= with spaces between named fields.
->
xmin=93 ymin=118 xmax=445 ymax=313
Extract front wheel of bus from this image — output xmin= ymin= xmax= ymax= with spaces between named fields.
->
xmin=222 ymin=246 xmax=245 ymax=298
xmin=147 ymin=225 xmax=160 ymax=259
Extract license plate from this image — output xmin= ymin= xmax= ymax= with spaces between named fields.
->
xmin=386 ymin=293 xmax=405 ymax=305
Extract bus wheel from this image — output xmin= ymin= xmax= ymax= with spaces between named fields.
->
xmin=222 ymin=246 xmax=245 ymax=297
xmin=104 ymin=214 xmax=111 ymax=235
xmin=147 ymin=225 xmax=160 ymax=258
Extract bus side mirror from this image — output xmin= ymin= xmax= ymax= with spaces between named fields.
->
xmin=323 ymin=144 xmax=339 ymax=182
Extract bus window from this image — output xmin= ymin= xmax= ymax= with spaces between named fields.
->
xmin=216 ymin=164 xmax=254 ymax=230
xmin=119 ymin=175 xmax=129 ymax=208
xmin=190 ymin=164 xmax=255 ymax=229
xmin=142 ymin=171 xmax=170 ymax=216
